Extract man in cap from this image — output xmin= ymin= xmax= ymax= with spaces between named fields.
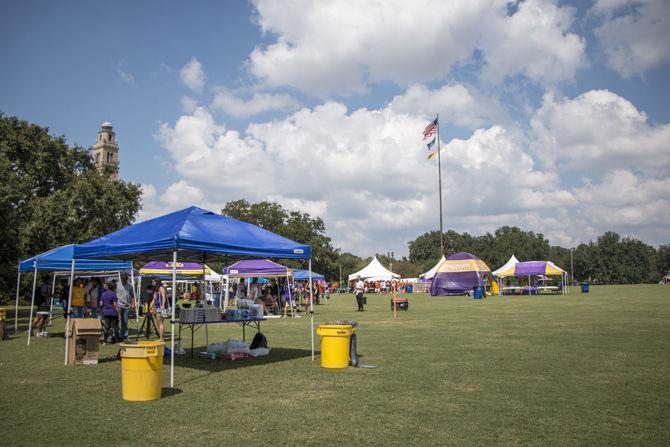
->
xmin=115 ymin=273 xmax=136 ymax=341
xmin=354 ymin=276 xmax=365 ymax=311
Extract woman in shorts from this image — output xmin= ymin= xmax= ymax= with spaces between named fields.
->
xmin=150 ymin=277 xmax=168 ymax=341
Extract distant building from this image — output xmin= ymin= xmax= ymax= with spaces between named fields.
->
xmin=92 ymin=121 xmax=119 ymax=180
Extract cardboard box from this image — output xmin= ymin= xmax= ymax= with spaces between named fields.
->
xmin=66 ymin=318 xmax=102 ymax=366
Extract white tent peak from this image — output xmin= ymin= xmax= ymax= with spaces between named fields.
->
xmin=348 ymin=256 xmax=400 ymax=281
xmin=492 ymin=254 xmax=520 ymax=276
xmin=204 ymin=264 xmax=221 ymax=282
xmin=420 ymin=256 xmax=447 ymax=280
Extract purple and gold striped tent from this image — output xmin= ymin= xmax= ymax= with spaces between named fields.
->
xmin=430 ymin=252 xmax=493 ymax=296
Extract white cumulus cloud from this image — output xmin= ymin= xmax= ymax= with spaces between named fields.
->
xmin=593 ymin=0 xmax=670 ymax=78
xmin=211 ymin=87 xmax=300 ymax=117
xmin=388 ymin=84 xmax=509 ymax=129
xmin=480 ymin=0 xmax=586 ymax=85
xmin=248 ymin=0 xmax=587 ymax=96
xmin=179 ymin=57 xmax=206 ymax=94
xmin=530 ymin=89 xmax=670 ymax=174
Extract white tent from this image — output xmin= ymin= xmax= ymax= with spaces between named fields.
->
xmin=204 ymin=265 xmax=221 ymax=282
xmin=492 ymin=254 xmax=520 ymax=277
xmin=419 ymin=256 xmax=446 ymax=280
xmin=348 ymin=256 xmax=400 ymax=281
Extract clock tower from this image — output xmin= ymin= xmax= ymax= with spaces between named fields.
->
xmin=92 ymin=121 xmax=119 ymax=180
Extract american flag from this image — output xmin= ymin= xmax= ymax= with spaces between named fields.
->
xmin=423 ymin=118 xmax=438 ymax=140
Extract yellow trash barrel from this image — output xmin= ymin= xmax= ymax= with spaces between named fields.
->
xmin=316 ymin=324 xmax=354 ymax=369
xmin=119 ymin=341 xmax=164 ymax=401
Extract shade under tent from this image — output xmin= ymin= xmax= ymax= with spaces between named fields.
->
xmin=15 ymin=244 xmax=133 ymax=345
xmin=222 ymin=258 xmax=296 ymax=316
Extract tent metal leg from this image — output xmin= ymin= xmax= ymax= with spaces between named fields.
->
xmin=130 ymin=268 xmax=139 ymax=323
xmin=170 ymin=250 xmax=177 ymax=388
xmin=48 ymin=274 xmax=57 ymax=325
xmin=64 ymin=259 xmax=76 ymax=365
xmin=27 ymin=267 xmax=38 ymax=346
xmin=224 ymin=276 xmax=230 ymax=311
xmin=14 ymin=270 xmax=21 ymax=335
xmin=309 ymin=259 xmax=314 ymax=360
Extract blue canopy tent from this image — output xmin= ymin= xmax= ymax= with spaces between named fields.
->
xmin=15 ymin=244 xmax=132 ymax=345
xmin=293 ymin=269 xmax=324 ymax=281
xmin=71 ymin=206 xmax=313 ymax=387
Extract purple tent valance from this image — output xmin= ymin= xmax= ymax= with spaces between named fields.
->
xmin=223 ymin=259 xmax=289 ymax=276
xmin=513 ymin=261 xmax=548 ymax=276
xmin=139 ymin=261 xmax=210 ymax=275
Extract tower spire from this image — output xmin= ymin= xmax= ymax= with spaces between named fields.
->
xmin=92 ymin=120 xmax=119 ymax=180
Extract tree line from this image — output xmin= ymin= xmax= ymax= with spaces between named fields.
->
xmin=407 ymin=228 xmax=669 ymax=284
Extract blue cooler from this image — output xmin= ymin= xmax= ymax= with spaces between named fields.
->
xmin=581 ymin=282 xmax=589 ymax=293
xmin=406 ymin=285 xmax=413 ymax=293
xmin=473 ymin=286 xmax=485 ymax=299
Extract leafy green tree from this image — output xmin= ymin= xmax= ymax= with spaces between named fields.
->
xmin=408 ymin=226 xmax=551 ymax=271
xmin=571 ymin=232 xmax=659 ymax=284
xmin=549 ymin=246 xmax=572 ymax=277
xmin=0 ymin=114 xmax=142 ymax=303
xmin=221 ymin=199 xmax=340 ymax=280
xmin=492 ymin=226 xmax=550 ymax=264
xmin=336 ymin=252 xmax=365 ymax=283
xmin=408 ymin=230 xmax=443 ymax=263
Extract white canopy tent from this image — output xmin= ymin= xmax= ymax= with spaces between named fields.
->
xmin=204 ymin=265 xmax=221 ymax=282
xmin=492 ymin=255 xmax=520 ymax=295
xmin=203 ymin=264 xmax=223 ymax=303
xmin=348 ymin=256 xmax=400 ymax=281
xmin=419 ymin=256 xmax=446 ymax=280
xmin=492 ymin=255 xmax=520 ymax=277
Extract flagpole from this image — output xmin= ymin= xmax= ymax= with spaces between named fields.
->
xmin=436 ymin=114 xmax=444 ymax=255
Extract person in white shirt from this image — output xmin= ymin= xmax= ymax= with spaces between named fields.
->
xmin=249 ymin=279 xmax=260 ymax=301
xmin=354 ymin=276 xmax=365 ymax=311
xmin=236 ymin=278 xmax=246 ymax=300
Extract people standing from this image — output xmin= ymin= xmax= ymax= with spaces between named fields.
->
xmin=58 ymin=278 xmax=70 ymax=317
xmin=318 ymin=281 xmax=325 ymax=303
xmin=236 ymin=278 xmax=247 ymax=301
xmin=86 ymin=277 xmax=100 ymax=318
xmin=70 ymin=278 xmax=87 ymax=318
xmin=355 ymin=276 xmax=365 ymax=311
xmin=150 ymin=277 xmax=168 ymax=341
xmin=99 ymin=281 xmax=120 ymax=343
xmin=304 ymin=285 xmax=312 ymax=316
xmin=115 ymin=273 xmax=136 ymax=342
xmin=32 ymin=275 xmax=52 ymax=337
xmin=249 ymin=278 xmax=260 ymax=302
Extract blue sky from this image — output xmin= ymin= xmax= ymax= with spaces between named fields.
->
xmin=2 ymin=0 xmax=669 ymax=257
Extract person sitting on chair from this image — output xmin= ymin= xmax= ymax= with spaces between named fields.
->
xmin=260 ymin=285 xmax=279 ymax=315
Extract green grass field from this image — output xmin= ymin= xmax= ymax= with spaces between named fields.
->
xmin=1 ymin=285 xmax=669 ymax=446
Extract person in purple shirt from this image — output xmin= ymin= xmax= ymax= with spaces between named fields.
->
xmin=99 ymin=281 xmax=120 ymax=343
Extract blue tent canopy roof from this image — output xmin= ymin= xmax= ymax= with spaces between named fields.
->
xmin=73 ymin=206 xmax=311 ymax=261
xmin=293 ymin=269 xmax=324 ymax=281
xmin=19 ymin=244 xmax=133 ymax=273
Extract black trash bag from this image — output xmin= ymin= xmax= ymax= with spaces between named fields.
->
xmin=250 ymin=332 xmax=268 ymax=349
xmin=349 ymin=333 xmax=359 ymax=367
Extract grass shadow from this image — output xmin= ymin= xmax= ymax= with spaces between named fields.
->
xmin=161 ymin=387 xmax=183 ymax=398
xmin=172 ymin=347 xmax=313 ymax=373
xmin=98 ymin=355 xmax=120 ymax=364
